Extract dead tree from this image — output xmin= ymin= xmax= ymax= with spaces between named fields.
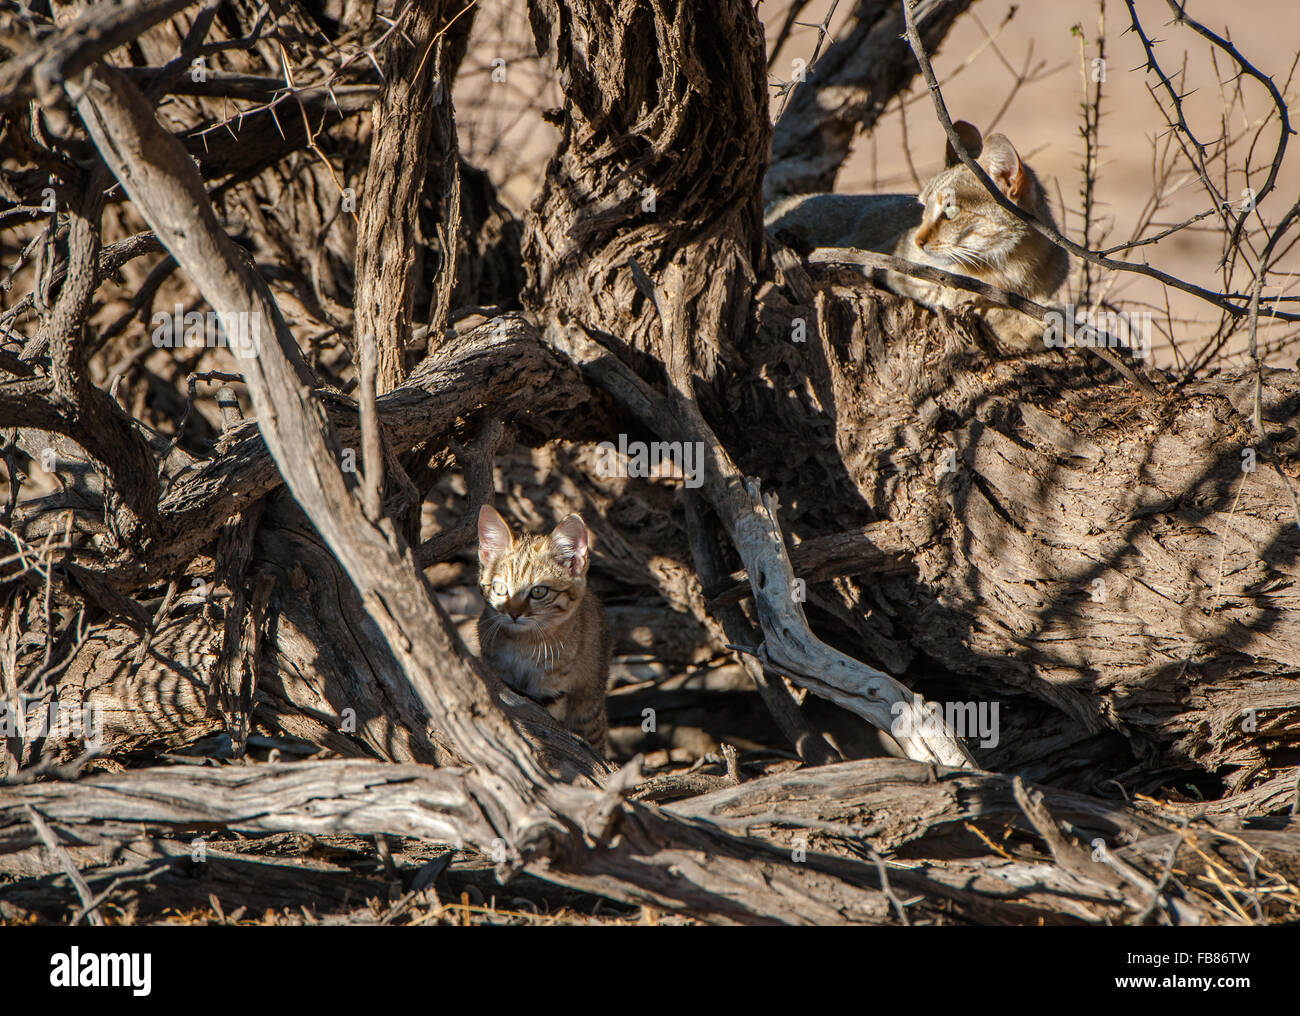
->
xmin=0 ymin=0 xmax=1297 ymax=925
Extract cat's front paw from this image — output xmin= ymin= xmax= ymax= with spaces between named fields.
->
xmin=983 ymin=306 xmax=1048 ymax=350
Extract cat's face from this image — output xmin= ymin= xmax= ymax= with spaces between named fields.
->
xmin=477 ymin=506 xmax=591 ymax=635
xmin=912 ymin=122 xmax=1042 ymax=273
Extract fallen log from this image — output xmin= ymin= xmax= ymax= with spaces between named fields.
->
xmin=4 ymin=757 xmax=1295 ymax=924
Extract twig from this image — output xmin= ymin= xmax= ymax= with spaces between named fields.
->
xmin=807 ymin=246 xmax=1160 ymax=399
xmin=867 ymin=848 xmax=911 ymax=926
xmin=24 ymin=803 xmax=104 ymax=926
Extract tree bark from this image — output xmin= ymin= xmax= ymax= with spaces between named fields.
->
xmin=765 ymin=0 xmax=973 ymax=201
xmin=354 ymin=0 xmax=476 ymax=392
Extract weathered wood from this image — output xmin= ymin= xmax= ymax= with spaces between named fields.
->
xmin=522 ymin=0 xmax=770 ymax=383
xmin=543 ymin=314 xmax=974 ymax=766
xmin=765 ymin=0 xmax=973 ymax=200
xmin=0 ymin=0 xmax=198 ymax=109
xmin=4 ymin=0 xmax=1298 ymax=929
xmin=703 ymin=521 xmax=912 ymax=607
xmin=739 ymin=272 xmax=1300 ymax=791
xmin=11 ymin=316 xmax=585 ymax=591
xmin=55 ymin=58 xmax=971 ymax=927
xmin=354 ymin=0 xmax=474 ymax=392
xmin=4 ymin=758 xmax=1294 ymax=924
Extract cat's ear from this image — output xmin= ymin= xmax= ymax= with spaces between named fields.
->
xmin=944 ymin=121 xmax=984 ymax=167
xmin=980 ymin=134 xmax=1027 ymax=201
xmin=478 ymin=505 xmax=513 ymax=565
xmin=550 ymin=514 xmax=590 ymax=576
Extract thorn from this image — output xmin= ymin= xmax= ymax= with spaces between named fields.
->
xmin=268 ymin=103 xmax=285 ymax=141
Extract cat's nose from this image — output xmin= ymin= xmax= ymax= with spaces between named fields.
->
xmin=508 ymin=609 xmax=522 ymax=621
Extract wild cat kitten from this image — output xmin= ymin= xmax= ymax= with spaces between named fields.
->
xmin=476 ymin=505 xmax=612 ymax=753
xmin=765 ymin=121 xmax=1069 ymax=347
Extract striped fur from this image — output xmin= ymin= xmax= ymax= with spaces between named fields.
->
xmin=475 ymin=506 xmax=612 ymax=754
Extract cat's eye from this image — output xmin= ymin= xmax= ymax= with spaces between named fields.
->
xmin=943 ymin=202 xmax=959 ymax=220
xmin=529 ymin=585 xmax=550 ymax=600
xmin=490 ymin=579 xmax=508 ymax=596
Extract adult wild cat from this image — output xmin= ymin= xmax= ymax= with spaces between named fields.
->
xmin=476 ymin=505 xmax=612 ymax=753
xmin=765 ymin=121 xmax=1069 ymax=347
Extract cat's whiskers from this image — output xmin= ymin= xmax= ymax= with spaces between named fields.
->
xmin=942 ymin=244 xmax=999 ymax=272
xmin=517 ymin=629 xmax=567 ymax=672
